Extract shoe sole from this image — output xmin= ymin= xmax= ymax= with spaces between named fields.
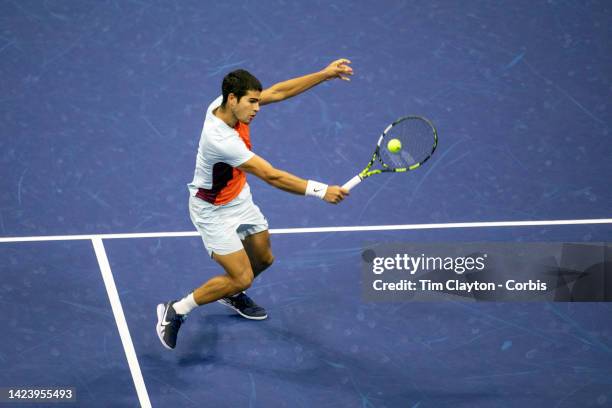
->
xmin=156 ymin=303 xmax=174 ymax=350
xmin=217 ymin=299 xmax=268 ymax=320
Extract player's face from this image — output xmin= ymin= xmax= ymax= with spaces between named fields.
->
xmin=231 ymin=90 xmax=261 ymax=124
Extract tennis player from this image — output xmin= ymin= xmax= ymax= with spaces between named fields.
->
xmin=156 ymin=59 xmax=353 ymax=349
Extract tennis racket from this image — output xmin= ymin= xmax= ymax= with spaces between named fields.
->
xmin=342 ymin=116 xmax=438 ymax=190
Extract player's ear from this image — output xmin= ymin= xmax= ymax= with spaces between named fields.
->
xmin=228 ymin=93 xmax=237 ymax=107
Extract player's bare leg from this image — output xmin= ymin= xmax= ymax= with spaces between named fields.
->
xmin=211 ymin=230 xmax=275 ymax=319
xmin=156 ymin=249 xmax=254 ymax=349
xmin=211 ymin=248 xmax=268 ymax=320
xmin=241 ymin=230 xmax=275 ymax=279
xmin=192 ymin=250 xmax=254 ymax=304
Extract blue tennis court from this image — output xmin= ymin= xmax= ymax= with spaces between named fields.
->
xmin=2 ymin=1 xmax=611 ymax=407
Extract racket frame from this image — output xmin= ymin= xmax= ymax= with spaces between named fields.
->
xmin=342 ymin=116 xmax=438 ymax=190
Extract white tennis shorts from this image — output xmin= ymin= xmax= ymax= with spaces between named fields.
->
xmin=188 ymin=183 xmax=268 ymax=257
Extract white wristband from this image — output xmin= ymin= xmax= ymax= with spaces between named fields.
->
xmin=305 ymin=180 xmax=328 ymax=199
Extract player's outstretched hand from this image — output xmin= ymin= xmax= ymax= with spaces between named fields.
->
xmin=323 ymin=186 xmax=350 ymax=204
xmin=322 ymin=59 xmax=353 ymax=81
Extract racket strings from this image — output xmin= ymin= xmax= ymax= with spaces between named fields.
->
xmin=379 ymin=118 xmax=436 ymax=170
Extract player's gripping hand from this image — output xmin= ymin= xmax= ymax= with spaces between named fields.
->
xmin=323 ymin=186 xmax=349 ymax=204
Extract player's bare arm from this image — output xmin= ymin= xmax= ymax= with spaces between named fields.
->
xmin=260 ymin=58 xmax=353 ymax=106
xmin=238 ymin=154 xmax=349 ymax=204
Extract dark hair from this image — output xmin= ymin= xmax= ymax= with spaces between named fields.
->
xmin=221 ymin=69 xmax=262 ymax=106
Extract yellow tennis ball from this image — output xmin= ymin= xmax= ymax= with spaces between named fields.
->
xmin=387 ymin=138 xmax=402 ymax=153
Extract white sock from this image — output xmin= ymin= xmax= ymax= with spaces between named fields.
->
xmin=173 ymin=293 xmax=198 ymax=315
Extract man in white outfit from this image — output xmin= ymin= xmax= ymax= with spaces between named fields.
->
xmin=157 ymin=59 xmax=353 ymax=349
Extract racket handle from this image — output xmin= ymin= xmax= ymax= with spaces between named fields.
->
xmin=342 ymin=175 xmax=363 ymax=191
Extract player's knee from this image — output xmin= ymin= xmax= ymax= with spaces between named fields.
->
xmin=234 ymin=270 xmax=254 ymax=292
xmin=260 ymin=253 xmax=274 ymax=269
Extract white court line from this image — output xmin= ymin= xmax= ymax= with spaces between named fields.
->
xmin=0 ymin=218 xmax=611 ymax=243
xmin=92 ymin=238 xmax=152 ymax=408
